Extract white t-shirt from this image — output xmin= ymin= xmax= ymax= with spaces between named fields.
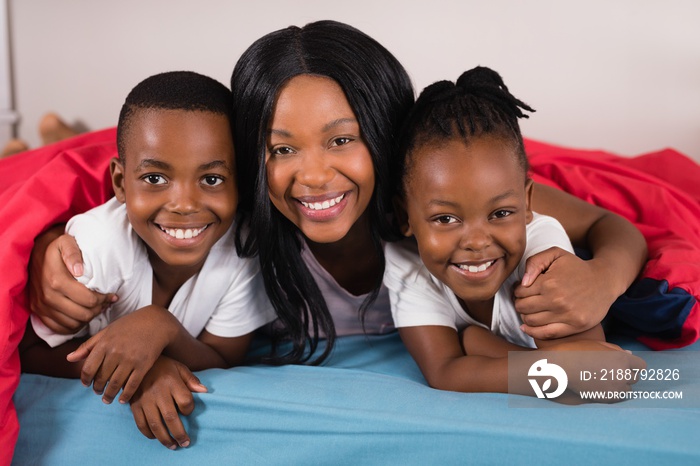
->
xmin=384 ymin=213 xmax=574 ymax=348
xmin=301 ymin=242 xmax=395 ymax=336
xmin=31 ymin=197 xmax=276 ymax=347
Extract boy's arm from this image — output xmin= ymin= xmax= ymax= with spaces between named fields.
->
xmin=516 ymin=183 xmax=647 ymax=340
xmin=130 ymin=355 xmax=207 ymax=450
xmin=162 ymin=324 xmax=254 ymax=370
xmin=69 ymin=305 xmax=253 ymax=404
xmin=19 ymin=322 xmax=86 ymax=378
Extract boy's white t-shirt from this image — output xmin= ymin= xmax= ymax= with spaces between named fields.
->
xmin=31 ymin=197 xmax=276 ymax=347
xmin=383 ymin=212 xmax=574 ymax=348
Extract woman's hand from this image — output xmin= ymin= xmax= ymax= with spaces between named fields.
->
xmin=130 ymin=356 xmax=207 ymax=450
xmin=513 ymin=247 xmax=613 ymax=340
xmin=28 ymin=228 xmax=116 ymax=334
xmin=67 ymin=306 xmax=179 ymax=404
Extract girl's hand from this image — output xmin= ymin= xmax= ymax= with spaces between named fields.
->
xmin=28 ymin=228 xmax=116 ymax=333
xmin=513 ymin=247 xmax=612 ymax=340
xmin=543 ymin=339 xmax=646 ymax=397
xmin=130 ymin=356 xmax=207 ymax=450
xmin=67 ymin=306 xmax=178 ymax=404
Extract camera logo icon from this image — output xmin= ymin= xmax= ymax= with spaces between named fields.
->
xmin=528 ymin=359 xmax=568 ymax=399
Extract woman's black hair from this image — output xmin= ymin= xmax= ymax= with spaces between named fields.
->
xmin=230 ymin=20 xmax=414 ymax=364
xmin=397 ymin=66 xmax=534 ymax=194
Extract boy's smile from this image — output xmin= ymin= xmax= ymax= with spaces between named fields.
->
xmin=403 ymin=136 xmax=533 ymax=321
xmin=111 ymin=109 xmax=237 ymax=278
xmin=265 ymin=74 xmax=375 ymax=244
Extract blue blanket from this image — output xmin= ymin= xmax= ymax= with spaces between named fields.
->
xmin=12 ymin=333 xmax=700 ymax=465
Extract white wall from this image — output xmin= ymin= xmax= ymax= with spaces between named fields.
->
xmin=6 ymin=0 xmax=700 ymax=160
xmin=0 ymin=0 xmax=19 ymax=144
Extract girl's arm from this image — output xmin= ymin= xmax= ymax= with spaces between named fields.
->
xmin=517 ymin=183 xmax=648 ymax=339
xmin=399 ymin=325 xmax=512 ymax=393
xmin=400 ymin=325 xmax=644 ymax=395
xmin=460 ymin=325 xmax=529 ymax=358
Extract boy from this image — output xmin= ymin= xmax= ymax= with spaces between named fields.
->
xmin=21 ymin=71 xmax=275 ymax=407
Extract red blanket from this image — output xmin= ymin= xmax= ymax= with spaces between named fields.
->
xmin=526 ymin=140 xmax=700 ymax=350
xmin=0 ymin=129 xmax=115 ymax=465
xmin=1 ymin=131 xmax=698 ymax=464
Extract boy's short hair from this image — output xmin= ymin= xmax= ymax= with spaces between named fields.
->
xmin=116 ymin=71 xmax=233 ymax=159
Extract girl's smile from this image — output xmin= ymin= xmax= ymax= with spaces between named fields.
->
xmin=452 ymin=258 xmax=498 ymax=275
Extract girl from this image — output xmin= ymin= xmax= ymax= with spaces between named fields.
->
xmin=385 ymin=66 xmax=643 ymax=394
xmin=31 ymin=21 xmax=647 ymax=368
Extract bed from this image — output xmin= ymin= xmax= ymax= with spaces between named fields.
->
xmin=11 ymin=334 xmax=700 ymax=465
xmin=2 ymin=130 xmax=700 ymax=465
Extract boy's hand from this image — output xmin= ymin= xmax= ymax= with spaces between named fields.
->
xmin=514 ymin=248 xmax=610 ymax=340
xmin=29 ymin=229 xmax=117 ymax=334
xmin=130 ymin=356 xmax=207 ymax=450
xmin=67 ymin=306 xmax=178 ymax=404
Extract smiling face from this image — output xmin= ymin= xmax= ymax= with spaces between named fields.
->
xmin=265 ymin=74 xmax=375 ymax=244
xmin=403 ymin=135 xmax=533 ymax=311
xmin=111 ymin=108 xmax=237 ymax=274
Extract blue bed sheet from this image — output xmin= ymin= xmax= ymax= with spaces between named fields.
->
xmin=12 ymin=333 xmax=700 ymax=465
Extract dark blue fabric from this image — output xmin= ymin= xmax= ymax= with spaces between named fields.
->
xmin=608 ymin=278 xmax=696 ymax=340
xmin=574 ymin=248 xmax=695 ymax=341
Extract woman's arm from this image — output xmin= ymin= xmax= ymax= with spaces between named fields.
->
xmin=28 ymin=227 xmax=115 ymax=333
xmin=516 ymin=183 xmax=648 ymax=339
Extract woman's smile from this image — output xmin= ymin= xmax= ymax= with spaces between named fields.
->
xmin=266 ymin=75 xmax=375 ymax=244
xmin=295 ymin=191 xmax=350 ymax=221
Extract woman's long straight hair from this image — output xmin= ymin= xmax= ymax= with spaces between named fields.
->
xmin=231 ymin=20 xmax=414 ymax=364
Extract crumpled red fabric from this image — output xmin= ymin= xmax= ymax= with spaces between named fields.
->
xmin=526 ymin=139 xmax=700 ymax=350
xmin=0 ymin=128 xmax=115 ymax=465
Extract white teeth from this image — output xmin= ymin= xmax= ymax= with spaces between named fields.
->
xmin=161 ymin=225 xmax=208 ymax=239
xmin=458 ymin=260 xmax=494 ymax=273
xmin=300 ymin=194 xmax=345 ymax=211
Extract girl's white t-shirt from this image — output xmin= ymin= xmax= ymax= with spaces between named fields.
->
xmin=383 ymin=213 xmax=574 ymax=348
